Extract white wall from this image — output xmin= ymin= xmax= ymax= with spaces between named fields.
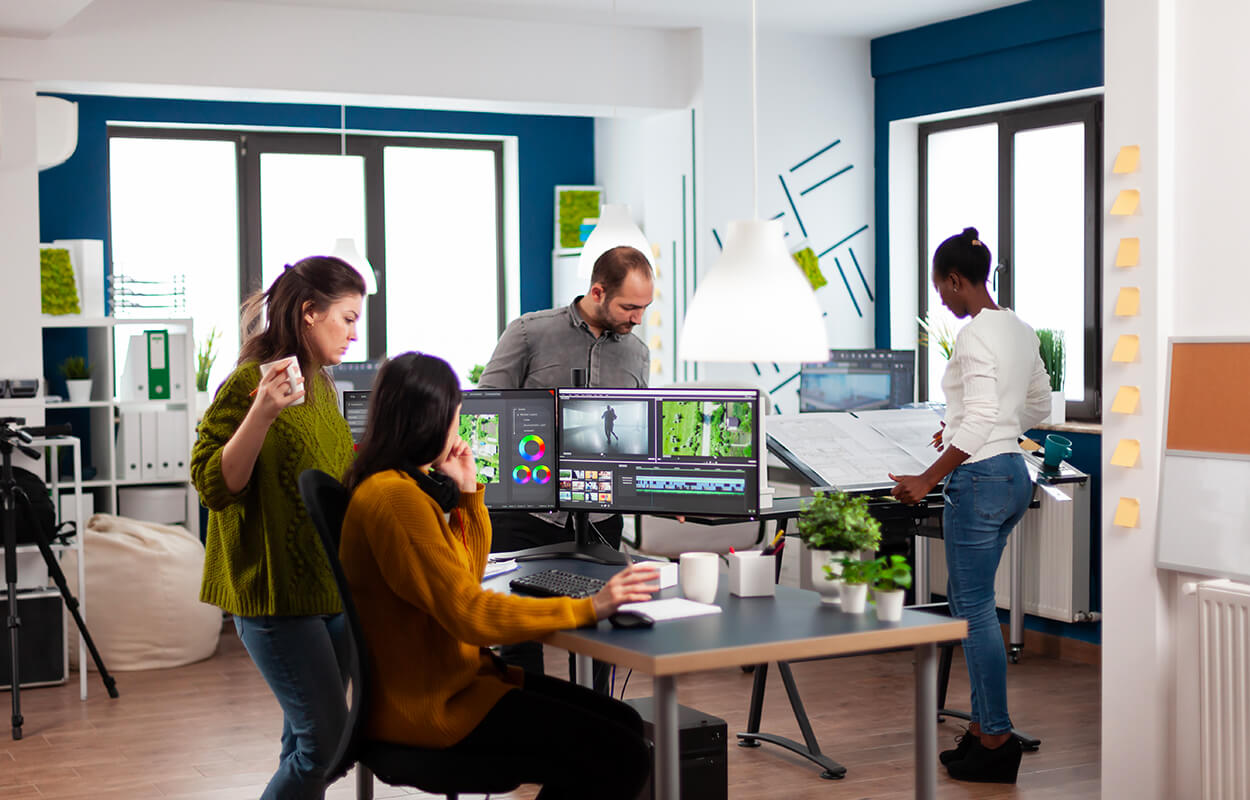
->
xmin=1103 ymin=0 xmax=1250 ymax=797
xmin=0 ymin=0 xmax=697 ymax=115
xmin=685 ymin=28 xmax=875 ymax=410
xmin=0 ymin=81 xmax=45 ymax=394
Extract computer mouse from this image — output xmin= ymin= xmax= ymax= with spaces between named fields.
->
xmin=608 ymin=610 xmax=654 ymax=629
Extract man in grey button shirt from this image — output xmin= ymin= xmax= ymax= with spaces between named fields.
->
xmin=480 ymin=245 xmax=652 ymax=682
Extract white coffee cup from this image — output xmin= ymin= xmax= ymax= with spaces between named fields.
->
xmin=259 ymin=356 xmax=304 ymax=406
xmin=679 ymin=552 xmax=720 ymax=605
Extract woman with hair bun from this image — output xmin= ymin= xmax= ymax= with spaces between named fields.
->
xmin=192 ymin=255 xmax=366 ymax=799
xmin=889 ymin=227 xmax=1051 ymax=784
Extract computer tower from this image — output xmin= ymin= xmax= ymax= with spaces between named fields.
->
xmin=0 ymin=591 xmax=67 ymax=689
xmin=626 ymin=697 xmax=728 ymax=800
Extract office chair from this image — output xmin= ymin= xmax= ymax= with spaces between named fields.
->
xmin=298 ymin=469 xmax=526 ymax=800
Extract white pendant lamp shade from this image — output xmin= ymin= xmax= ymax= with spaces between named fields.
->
xmin=330 ymin=237 xmax=378 ymax=295
xmin=679 ymin=220 xmax=829 ymax=363
xmin=576 ymin=204 xmax=653 ymax=278
xmin=36 ymin=96 xmax=78 ymax=171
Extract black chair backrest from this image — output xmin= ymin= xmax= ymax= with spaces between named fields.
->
xmin=298 ymin=468 xmax=369 ymax=784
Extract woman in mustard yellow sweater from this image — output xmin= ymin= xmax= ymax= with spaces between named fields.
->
xmin=341 ymin=353 xmax=656 ymax=800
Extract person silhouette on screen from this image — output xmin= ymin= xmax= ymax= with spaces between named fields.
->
xmin=602 ymin=404 xmax=619 ymax=447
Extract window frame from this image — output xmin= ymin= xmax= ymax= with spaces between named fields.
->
xmin=107 ymin=126 xmax=507 ymax=362
xmin=916 ymin=97 xmax=1103 ymax=420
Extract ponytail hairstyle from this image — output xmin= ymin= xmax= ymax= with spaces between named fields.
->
xmin=342 ymin=352 xmax=463 ymax=492
xmin=237 ymin=255 xmax=366 ymax=402
xmin=933 ymin=227 xmax=992 ymax=285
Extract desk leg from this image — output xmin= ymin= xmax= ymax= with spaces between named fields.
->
xmin=654 ymin=675 xmax=680 ymax=800
xmin=574 ymin=653 xmax=594 ymax=689
xmin=915 ymin=643 xmax=937 ymax=800
xmin=1009 ymin=530 xmax=1025 ymax=664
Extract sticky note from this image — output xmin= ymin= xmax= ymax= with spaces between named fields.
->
xmin=1110 ymin=190 xmax=1140 ymax=216
xmin=1114 ymin=497 xmax=1141 ymax=528
xmin=649 ymin=335 xmax=663 ymax=350
xmin=1111 ymin=385 xmax=1141 ymax=414
xmin=1019 ymin=436 xmax=1041 ymax=452
xmin=649 ymin=311 xmax=662 ymax=327
xmin=1112 ymin=334 xmax=1140 ymax=363
xmin=651 ymin=360 xmax=663 ymax=375
xmin=1115 ymin=287 xmax=1141 ymax=316
xmin=1111 ymin=438 xmax=1141 ymax=467
xmin=1112 ymin=145 xmax=1141 ymax=174
xmin=1116 ymin=238 xmax=1140 ymax=267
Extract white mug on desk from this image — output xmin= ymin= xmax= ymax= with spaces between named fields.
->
xmin=679 ymin=552 xmax=719 ymax=605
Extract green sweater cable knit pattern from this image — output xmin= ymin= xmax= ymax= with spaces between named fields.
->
xmin=192 ymin=362 xmax=355 ymax=617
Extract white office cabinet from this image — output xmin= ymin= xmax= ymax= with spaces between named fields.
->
xmin=40 ymin=317 xmax=198 ymax=537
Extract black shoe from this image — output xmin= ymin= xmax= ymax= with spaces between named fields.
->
xmin=946 ymin=734 xmax=1022 ymax=784
xmin=939 ymin=728 xmax=978 ymax=765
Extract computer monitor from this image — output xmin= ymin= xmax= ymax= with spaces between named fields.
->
xmin=343 ymin=390 xmax=371 ymax=445
xmin=556 ymin=387 xmax=761 ymax=516
xmin=331 ymin=360 xmax=382 ymax=393
xmin=460 ymin=389 xmax=559 ymax=512
xmin=798 ymin=349 xmax=915 ymax=412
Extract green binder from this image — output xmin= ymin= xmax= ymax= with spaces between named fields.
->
xmin=145 ymin=330 xmax=170 ymax=400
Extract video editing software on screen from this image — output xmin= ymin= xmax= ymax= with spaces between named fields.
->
xmin=798 ymin=349 xmax=915 ymax=412
xmin=344 ymin=390 xmax=370 ymax=445
xmin=556 ymin=388 xmax=760 ymax=516
xmin=460 ymin=389 xmax=559 ymax=511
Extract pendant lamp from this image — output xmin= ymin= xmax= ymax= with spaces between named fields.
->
xmin=576 ymin=204 xmax=654 ymax=278
xmin=330 ymin=104 xmax=379 ymax=295
xmin=678 ymin=0 xmax=829 ymax=363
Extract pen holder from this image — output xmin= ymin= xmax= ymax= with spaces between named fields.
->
xmin=729 ymin=552 xmax=776 ymax=598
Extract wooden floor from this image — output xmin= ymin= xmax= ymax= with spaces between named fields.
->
xmin=2 ymin=622 xmax=1099 ymax=799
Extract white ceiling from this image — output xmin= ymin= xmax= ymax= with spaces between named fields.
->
xmin=0 ymin=0 xmax=1026 ymax=40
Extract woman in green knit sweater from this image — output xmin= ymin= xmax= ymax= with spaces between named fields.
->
xmin=192 ymin=255 xmax=365 ymax=800
xmin=341 ymin=353 xmax=657 ymax=799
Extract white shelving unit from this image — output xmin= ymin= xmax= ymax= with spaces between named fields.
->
xmin=40 ymin=317 xmax=199 ymax=539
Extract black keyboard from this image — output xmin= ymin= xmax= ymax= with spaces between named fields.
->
xmin=509 ymin=569 xmax=606 ymax=599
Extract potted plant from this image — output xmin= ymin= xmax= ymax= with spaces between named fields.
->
xmin=832 ymin=556 xmax=877 ymax=614
xmin=797 ymin=490 xmax=883 ymax=605
xmin=1037 ymin=328 xmax=1066 ymax=424
xmin=917 ymin=313 xmax=956 ymax=361
xmin=60 ymin=356 xmax=92 ymax=403
xmin=466 ymin=364 xmax=485 ymax=386
xmin=195 ymin=327 xmax=219 ymax=416
xmin=871 ymin=554 xmax=912 ymax=622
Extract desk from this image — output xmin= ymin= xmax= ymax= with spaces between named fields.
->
xmin=486 ymin=560 xmax=965 ymax=800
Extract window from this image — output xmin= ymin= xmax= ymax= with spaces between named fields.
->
xmin=918 ymin=98 xmax=1102 ymax=419
xmin=109 ymin=127 xmax=506 ymax=384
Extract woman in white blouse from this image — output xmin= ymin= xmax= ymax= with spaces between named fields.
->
xmin=890 ymin=227 xmax=1051 ymax=784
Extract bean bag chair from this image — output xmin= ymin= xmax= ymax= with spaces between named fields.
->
xmin=62 ymin=513 xmax=221 ymax=671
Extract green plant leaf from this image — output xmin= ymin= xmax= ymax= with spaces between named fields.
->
xmin=797 ymin=490 xmax=882 ymax=552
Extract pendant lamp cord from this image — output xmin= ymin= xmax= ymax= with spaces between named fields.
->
xmin=751 ymin=0 xmax=758 ymax=220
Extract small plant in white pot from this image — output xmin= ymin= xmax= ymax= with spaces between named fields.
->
xmin=796 ymin=490 xmax=882 ymax=605
xmin=60 ymin=356 xmax=92 ymax=403
xmin=1037 ymin=328 xmax=1066 ymax=424
xmin=833 ymin=557 xmax=876 ymax=614
xmin=871 ymin=554 xmax=912 ymax=622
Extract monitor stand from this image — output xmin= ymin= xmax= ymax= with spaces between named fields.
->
xmin=507 ymin=511 xmax=628 ymax=566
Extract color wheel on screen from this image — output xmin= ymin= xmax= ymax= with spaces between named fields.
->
xmin=532 ymin=465 xmax=552 ymax=485
xmin=512 ymin=465 xmax=532 ymax=484
xmin=517 ymin=435 xmax=546 ymax=462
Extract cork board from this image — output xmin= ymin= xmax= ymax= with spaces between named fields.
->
xmin=1164 ymin=341 xmax=1250 ymax=456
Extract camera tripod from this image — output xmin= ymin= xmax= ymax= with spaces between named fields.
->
xmin=2 ymin=417 xmax=118 ymax=740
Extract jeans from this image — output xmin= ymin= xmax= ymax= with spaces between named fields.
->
xmin=942 ymin=453 xmax=1032 ymax=736
xmin=234 ymin=613 xmax=351 ymax=800
xmin=450 ymin=672 xmax=650 ymax=800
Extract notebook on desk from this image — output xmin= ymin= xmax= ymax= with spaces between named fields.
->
xmin=616 ymin=597 xmax=722 ymax=622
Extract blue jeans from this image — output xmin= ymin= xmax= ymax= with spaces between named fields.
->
xmin=942 ymin=453 xmax=1032 ymax=736
xmin=234 ymin=614 xmax=350 ymax=800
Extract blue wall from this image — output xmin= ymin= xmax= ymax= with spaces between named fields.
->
xmin=869 ymin=0 xmax=1104 ymax=349
xmin=37 ymin=94 xmax=596 ymax=315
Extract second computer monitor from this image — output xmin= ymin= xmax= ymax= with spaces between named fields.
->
xmin=798 ymin=349 xmax=915 ymax=412
xmin=461 ymin=389 xmax=559 ymax=511
xmin=556 ymin=387 xmax=760 ymax=516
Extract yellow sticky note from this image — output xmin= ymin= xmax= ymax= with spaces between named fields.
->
xmin=1111 ymin=438 xmax=1141 ymax=467
xmin=649 ymin=335 xmax=663 ymax=350
xmin=1112 ymin=334 xmax=1140 ymax=363
xmin=1112 ymin=145 xmax=1141 ymax=174
xmin=1019 ymin=436 xmax=1041 ymax=453
xmin=1115 ymin=287 xmax=1141 ymax=316
xmin=1110 ymin=189 xmax=1140 ymax=216
xmin=1111 ymin=385 xmax=1141 ymax=414
xmin=649 ymin=311 xmax=662 ymax=327
xmin=1113 ymin=497 xmax=1141 ymax=528
xmin=1116 ymin=237 xmax=1140 ymax=267
xmin=651 ymin=360 xmax=663 ymax=375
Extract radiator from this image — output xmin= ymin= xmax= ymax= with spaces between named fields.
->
xmin=1197 ymin=580 xmax=1250 ymax=800
xmin=925 ymin=480 xmax=1092 ymax=623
